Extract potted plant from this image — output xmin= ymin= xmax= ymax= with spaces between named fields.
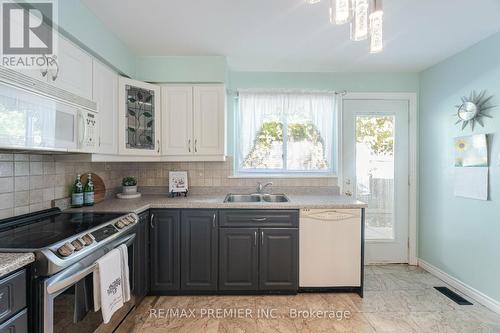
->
xmin=122 ymin=176 xmax=138 ymax=195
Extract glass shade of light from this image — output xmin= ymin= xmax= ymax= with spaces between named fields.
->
xmin=350 ymin=0 xmax=369 ymax=41
xmin=305 ymin=0 xmax=321 ymax=4
xmin=329 ymin=0 xmax=352 ymax=25
xmin=369 ymin=10 xmax=383 ymax=53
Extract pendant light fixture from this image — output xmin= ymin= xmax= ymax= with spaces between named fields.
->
xmin=307 ymin=0 xmax=384 ymax=53
xmin=329 ymin=0 xmax=352 ymax=25
xmin=369 ymin=0 xmax=384 ymax=53
xmin=350 ymin=0 xmax=369 ymax=41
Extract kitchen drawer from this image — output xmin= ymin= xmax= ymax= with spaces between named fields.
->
xmin=0 ymin=270 xmax=26 ymax=324
xmin=219 ymin=210 xmax=299 ymax=228
xmin=0 ymin=308 xmax=27 ymax=333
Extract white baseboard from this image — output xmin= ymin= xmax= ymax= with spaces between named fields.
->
xmin=418 ymin=258 xmax=500 ymax=314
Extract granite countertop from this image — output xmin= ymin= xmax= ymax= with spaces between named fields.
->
xmin=68 ymin=193 xmax=367 ymax=214
xmin=0 ymin=253 xmax=35 ymax=278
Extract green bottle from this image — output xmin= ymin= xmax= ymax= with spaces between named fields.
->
xmin=71 ymin=174 xmax=84 ymax=208
xmin=83 ymin=173 xmax=94 ymax=206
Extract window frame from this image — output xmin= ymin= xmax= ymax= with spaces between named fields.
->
xmin=233 ymin=91 xmax=339 ymax=177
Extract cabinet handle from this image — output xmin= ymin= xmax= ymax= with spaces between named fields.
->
xmin=261 ymin=231 xmax=264 ymax=246
xmin=50 ymin=58 xmax=59 ymax=81
xmin=194 ymin=139 xmax=197 ymax=153
xmin=252 ymin=217 xmax=267 ymax=222
xmin=150 ymin=214 xmax=155 ymax=229
xmin=254 ymin=231 xmax=257 ymax=247
xmin=188 ymin=139 xmax=191 ymax=152
xmin=157 ymin=140 xmax=160 ymax=153
xmin=212 ymin=213 xmax=216 ymax=228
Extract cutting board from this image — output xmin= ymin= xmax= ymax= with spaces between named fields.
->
xmin=80 ymin=173 xmax=106 ymax=203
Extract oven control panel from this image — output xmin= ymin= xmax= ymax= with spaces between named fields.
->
xmin=56 ymin=213 xmax=138 ymax=258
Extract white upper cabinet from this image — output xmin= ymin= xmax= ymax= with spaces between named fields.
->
xmin=93 ymin=60 xmax=118 ymax=155
xmin=49 ymin=37 xmax=93 ymax=100
xmin=161 ymin=84 xmax=225 ymax=161
xmin=193 ymin=85 xmax=225 ymax=156
xmin=162 ymin=85 xmax=193 ymax=156
xmin=5 ymin=35 xmax=93 ymax=101
xmin=118 ymin=77 xmax=161 ymax=156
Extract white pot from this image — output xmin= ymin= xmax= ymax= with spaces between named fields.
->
xmin=122 ymin=185 xmax=137 ymax=195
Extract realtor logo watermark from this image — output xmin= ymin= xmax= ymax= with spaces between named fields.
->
xmin=1 ymin=0 xmax=58 ymax=69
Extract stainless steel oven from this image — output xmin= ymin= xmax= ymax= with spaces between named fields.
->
xmin=42 ymin=233 xmax=136 ymax=333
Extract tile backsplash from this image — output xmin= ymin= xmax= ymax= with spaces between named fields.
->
xmin=0 ymin=152 xmax=338 ymax=219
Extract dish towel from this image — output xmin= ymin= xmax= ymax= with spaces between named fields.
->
xmin=118 ymin=244 xmax=131 ymax=303
xmin=93 ymin=245 xmax=131 ymax=323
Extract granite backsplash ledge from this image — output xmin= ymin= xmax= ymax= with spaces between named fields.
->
xmin=0 ymin=152 xmax=339 ymax=219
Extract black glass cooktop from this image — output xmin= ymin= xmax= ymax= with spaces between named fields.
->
xmin=0 ymin=209 xmax=124 ymax=249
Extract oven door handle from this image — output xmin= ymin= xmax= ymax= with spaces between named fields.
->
xmin=46 ymin=233 xmax=135 ymax=295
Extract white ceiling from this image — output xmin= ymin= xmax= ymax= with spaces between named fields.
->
xmin=81 ymin=0 xmax=500 ymax=72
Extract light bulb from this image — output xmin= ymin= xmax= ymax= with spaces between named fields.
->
xmin=329 ymin=0 xmax=352 ymax=25
xmin=369 ymin=10 xmax=383 ymax=53
xmin=305 ymin=0 xmax=321 ymax=4
xmin=350 ymin=0 xmax=369 ymax=41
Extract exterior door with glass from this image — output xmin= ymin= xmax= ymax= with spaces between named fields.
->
xmin=342 ymin=99 xmax=409 ymax=263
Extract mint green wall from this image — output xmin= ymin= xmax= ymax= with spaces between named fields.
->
xmin=229 ymin=72 xmax=419 ymax=92
xmin=226 ymin=71 xmax=419 ymax=155
xmin=419 ymin=31 xmax=500 ymax=303
xmin=57 ymin=0 xmax=136 ymax=76
xmin=135 ymin=56 xmax=227 ymax=83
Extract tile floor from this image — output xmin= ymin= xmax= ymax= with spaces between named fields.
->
xmin=116 ymin=265 xmax=500 ymax=332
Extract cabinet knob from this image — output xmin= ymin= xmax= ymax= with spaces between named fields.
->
xmin=188 ymin=139 xmax=191 ymax=153
xmin=41 ymin=54 xmax=48 ymax=77
xmin=150 ymin=214 xmax=155 ymax=229
xmin=194 ymin=139 xmax=198 ymax=153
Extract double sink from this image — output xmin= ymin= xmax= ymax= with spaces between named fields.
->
xmin=224 ymin=193 xmax=289 ymax=203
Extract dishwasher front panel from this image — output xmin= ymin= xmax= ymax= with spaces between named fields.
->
xmin=299 ymin=209 xmax=362 ymax=288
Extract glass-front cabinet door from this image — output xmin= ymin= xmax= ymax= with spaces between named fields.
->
xmin=118 ymin=77 xmax=161 ymax=155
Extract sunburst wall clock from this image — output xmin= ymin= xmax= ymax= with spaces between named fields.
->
xmin=455 ymin=90 xmax=495 ymax=131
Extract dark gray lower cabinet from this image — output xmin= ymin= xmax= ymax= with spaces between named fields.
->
xmin=260 ymin=228 xmax=298 ymax=290
xmin=134 ymin=211 xmax=150 ymax=300
xmin=150 ymin=209 xmax=180 ymax=293
xmin=0 ymin=309 xmax=27 ymax=333
xmin=219 ymin=228 xmax=259 ymax=290
xmin=149 ymin=209 xmax=299 ymax=294
xmin=180 ymin=210 xmax=218 ymax=291
xmin=219 ymin=227 xmax=298 ymax=292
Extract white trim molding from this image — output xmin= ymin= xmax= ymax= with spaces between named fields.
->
xmin=342 ymin=92 xmax=418 ymax=266
xmin=418 ymin=259 xmax=500 ymax=315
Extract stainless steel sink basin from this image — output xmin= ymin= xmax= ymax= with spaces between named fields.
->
xmin=224 ymin=193 xmax=289 ymax=203
xmin=261 ymin=194 xmax=289 ymax=202
xmin=224 ymin=194 xmax=262 ymax=202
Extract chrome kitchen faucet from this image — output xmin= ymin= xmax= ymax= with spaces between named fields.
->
xmin=256 ymin=182 xmax=273 ymax=194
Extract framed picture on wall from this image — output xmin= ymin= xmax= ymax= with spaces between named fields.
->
xmin=169 ymin=171 xmax=188 ymax=193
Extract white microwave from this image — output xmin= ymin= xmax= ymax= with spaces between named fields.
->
xmin=0 ymin=81 xmax=98 ymax=153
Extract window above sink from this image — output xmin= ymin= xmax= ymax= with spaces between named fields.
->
xmin=234 ymin=90 xmax=338 ymax=177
